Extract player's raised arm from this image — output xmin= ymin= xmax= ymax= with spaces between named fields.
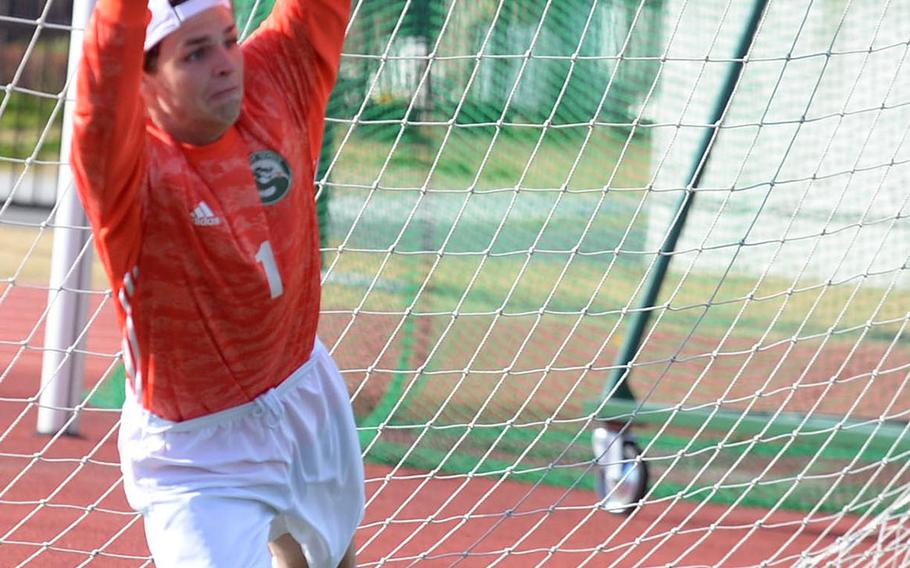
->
xmin=243 ymin=0 xmax=351 ymax=164
xmin=72 ymin=0 xmax=148 ymax=213
xmin=71 ymin=0 xmax=148 ymax=274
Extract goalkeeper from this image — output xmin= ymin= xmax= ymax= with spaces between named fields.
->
xmin=71 ymin=0 xmax=362 ymax=566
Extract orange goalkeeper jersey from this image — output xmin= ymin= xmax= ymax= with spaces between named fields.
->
xmin=72 ymin=0 xmax=350 ymax=421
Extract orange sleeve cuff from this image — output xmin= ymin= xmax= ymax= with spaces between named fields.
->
xmin=93 ymin=0 xmax=150 ymax=26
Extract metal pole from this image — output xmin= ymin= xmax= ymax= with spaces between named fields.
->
xmin=37 ymin=0 xmax=97 ymax=435
xmin=599 ymin=0 xmax=770 ymax=412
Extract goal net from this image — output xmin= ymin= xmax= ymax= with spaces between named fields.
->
xmin=2 ymin=0 xmax=909 ymax=565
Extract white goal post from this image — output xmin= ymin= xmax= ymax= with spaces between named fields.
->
xmin=35 ymin=0 xmax=96 ymax=436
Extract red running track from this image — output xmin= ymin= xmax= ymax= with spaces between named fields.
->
xmin=1 ymin=286 xmax=864 ymax=567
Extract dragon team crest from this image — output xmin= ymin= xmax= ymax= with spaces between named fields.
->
xmin=250 ymin=150 xmax=292 ymax=205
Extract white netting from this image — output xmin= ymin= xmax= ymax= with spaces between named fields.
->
xmin=1 ymin=0 xmax=909 ymax=566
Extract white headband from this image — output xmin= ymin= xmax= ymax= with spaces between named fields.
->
xmin=145 ymin=0 xmax=234 ymax=51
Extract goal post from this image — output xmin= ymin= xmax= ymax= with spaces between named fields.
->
xmin=35 ymin=0 xmax=97 ymax=436
xmin=598 ymin=0 xmax=769 ymax=409
xmin=591 ymin=0 xmax=769 ymax=513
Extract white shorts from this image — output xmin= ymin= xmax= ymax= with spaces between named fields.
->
xmin=118 ymin=339 xmax=365 ymax=568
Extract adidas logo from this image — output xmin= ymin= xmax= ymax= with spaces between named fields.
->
xmin=191 ymin=201 xmax=222 ymax=226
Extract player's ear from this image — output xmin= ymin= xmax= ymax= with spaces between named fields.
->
xmin=140 ymin=73 xmax=153 ymax=97
xmin=139 ymin=73 xmax=161 ymax=112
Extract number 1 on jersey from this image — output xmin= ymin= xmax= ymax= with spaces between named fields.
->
xmin=255 ymin=241 xmax=284 ymax=299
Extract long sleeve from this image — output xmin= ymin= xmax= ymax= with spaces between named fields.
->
xmin=71 ymin=0 xmax=149 ymax=283
xmin=241 ymin=0 xmax=351 ymax=167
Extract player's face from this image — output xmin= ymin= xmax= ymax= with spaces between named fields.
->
xmin=142 ymin=6 xmax=244 ymax=145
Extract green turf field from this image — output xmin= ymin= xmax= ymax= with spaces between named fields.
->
xmin=5 ymin=114 xmax=907 ymax=516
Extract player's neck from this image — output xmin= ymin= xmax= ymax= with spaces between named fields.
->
xmin=150 ymin=110 xmax=231 ymax=147
xmin=174 ymin=126 xmax=229 ymax=147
